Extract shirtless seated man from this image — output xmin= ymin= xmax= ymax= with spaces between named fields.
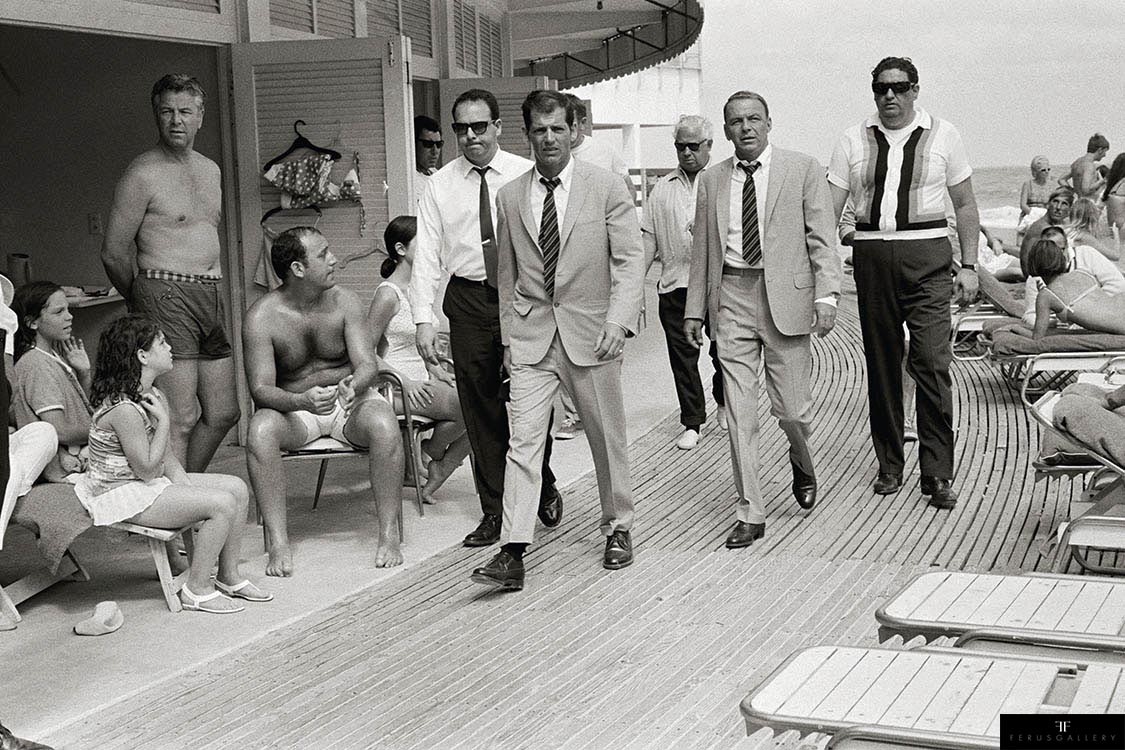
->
xmin=244 ymin=227 xmax=404 ymax=576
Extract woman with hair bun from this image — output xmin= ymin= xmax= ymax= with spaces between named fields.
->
xmin=368 ymin=216 xmax=469 ymax=501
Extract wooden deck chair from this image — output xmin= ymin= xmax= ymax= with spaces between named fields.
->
xmin=741 ymin=644 xmax=1125 ymax=745
xmin=108 ymin=521 xmax=196 ymax=613
xmin=875 ymin=571 xmax=1125 ymax=663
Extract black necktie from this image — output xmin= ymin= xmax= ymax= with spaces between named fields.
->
xmin=474 ymin=166 xmax=497 ymax=287
xmin=740 ymin=161 xmax=762 ymax=266
xmin=539 ymin=177 xmax=561 ymax=297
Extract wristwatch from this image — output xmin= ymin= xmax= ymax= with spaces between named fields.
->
xmin=960 ymin=263 xmax=976 ymax=271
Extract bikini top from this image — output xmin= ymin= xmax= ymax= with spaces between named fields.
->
xmin=1043 ymin=269 xmax=1101 ymax=324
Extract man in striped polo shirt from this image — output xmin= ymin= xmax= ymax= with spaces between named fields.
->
xmin=828 ymin=57 xmax=980 ymax=510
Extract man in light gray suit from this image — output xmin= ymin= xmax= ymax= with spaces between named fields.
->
xmin=471 ymin=90 xmax=644 ymax=590
xmin=685 ymin=90 xmax=841 ymax=549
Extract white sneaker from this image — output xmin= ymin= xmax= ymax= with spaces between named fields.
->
xmin=904 ymin=423 xmax=918 ymax=443
xmin=717 ymin=406 xmax=728 ymax=431
xmin=676 ymin=428 xmax=700 ymax=450
xmin=555 ymin=417 xmax=584 ymax=440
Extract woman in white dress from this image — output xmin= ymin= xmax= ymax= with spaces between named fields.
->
xmin=368 ymin=216 xmax=470 ymax=502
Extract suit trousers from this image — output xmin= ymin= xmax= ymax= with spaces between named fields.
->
xmin=502 ymin=333 xmax=634 ymax=544
xmin=716 ymin=271 xmax=815 ymax=525
xmin=852 ymin=238 xmax=955 ymax=479
xmin=443 ymin=278 xmax=556 ymax=517
xmin=657 ymin=286 xmax=724 ymax=428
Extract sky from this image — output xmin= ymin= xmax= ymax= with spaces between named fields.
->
xmin=698 ymin=0 xmax=1125 ymax=168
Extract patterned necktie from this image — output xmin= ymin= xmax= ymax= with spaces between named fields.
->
xmin=473 ymin=166 xmax=497 ymax=287
xmin=740 ymin=160 xmax=762 ymax=266
xmin=539 ymin=176 xmax=561 ymax=297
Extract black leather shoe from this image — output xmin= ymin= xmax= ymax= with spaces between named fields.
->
xmin=463 ymin=514 xmax=501 ymax=547
xmin=538 ymin=485 xmax=564 ymax=528
xmin=873 ymin=472 xmax=903 ymax=495
xmin=725 ymin=521 xmax=765 ymax=549
xmin=603 ymin=530 xmax=633 ymax=570
xmin=791 ymin=462 xmax=817 ymax=510
xmin=920 ymin=476 xmax=958 ymax=509
xmin=470 ymin=551 xmax=524 ymax=590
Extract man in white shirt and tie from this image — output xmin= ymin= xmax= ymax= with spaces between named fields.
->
xmin=685 ymin=90 xmax=841 ymax=549
xmin=412 ymin=89 xmax=563 ymax=548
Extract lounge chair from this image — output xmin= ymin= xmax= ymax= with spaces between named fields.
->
xmin=875 ymin=571 xmax=1125 ymax=663
xmin=741 ymin=644 xmax=1125 ymax=746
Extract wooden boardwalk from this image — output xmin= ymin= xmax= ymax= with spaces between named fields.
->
xmin=44 ymin=293 xmax=1120 ymax=749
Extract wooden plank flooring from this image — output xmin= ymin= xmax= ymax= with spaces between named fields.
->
xmin=44 ymin=291 xmax=1123 ymax=749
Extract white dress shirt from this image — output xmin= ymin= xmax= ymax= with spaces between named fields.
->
xmin=530 ymin=157 xmax=575 ymax=234
xmin=724 ymin=144 xmax=772 ymax=269
xmin=410 ymin=149 xmax=533 ymax=324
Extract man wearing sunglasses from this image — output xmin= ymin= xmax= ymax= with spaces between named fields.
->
xmin=828 ymin=56 xmax=981 ymax=510
xmin=413 ymin=115 xmax=443 ymax=179
xmin=642 ymin=114 xmax=726 ymax=451
xmin=411 ymin=89 xmax=563 ymax=550
xmin=685 ymin=91 xmax=840 ymax=550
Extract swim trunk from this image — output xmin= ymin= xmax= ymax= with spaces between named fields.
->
xmin=130 ymin=270 xmax=232 ymax=360
xmin=292 ymin=391 xmax=387 ymax=449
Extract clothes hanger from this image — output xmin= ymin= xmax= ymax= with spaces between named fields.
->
xmin=260 ymin=204 xmax=323 ymax=226
xmin=262 ymin=120 xmax=342 ymax=171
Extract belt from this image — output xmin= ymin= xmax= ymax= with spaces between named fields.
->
xmin=140 ymin=269 xmax=222 ymax=285
xmin=722 ymin=265 xmax=763 ymax=277
xmin=450 ymin=275 xmax=495 ymax=290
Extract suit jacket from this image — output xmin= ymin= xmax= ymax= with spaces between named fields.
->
xmin=685 ymin=149 xmax=841 ymax=336
xmin=496 ymin=159 xmax=644 ymax=367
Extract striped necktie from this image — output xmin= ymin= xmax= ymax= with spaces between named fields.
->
xmin=740 ymin=160 xmax=762 ymax=266
xmin=539 ymin=176 xmax=561 ymax=297
xmin=473 ymin=166 xmax=497 ymax=287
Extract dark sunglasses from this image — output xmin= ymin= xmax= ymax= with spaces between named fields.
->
xmin=417 ymin=139 xmax=443 ymax=149
xmin=674 ymin=141 xmax=709 ymax=152
xmin=451 ymin=120 xmax=493 ymax=136
xmin=872 ymin=80 xmax=914 ymax=96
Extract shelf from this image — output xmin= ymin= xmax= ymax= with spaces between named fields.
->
xmin=66 ymin=291 xmax=124 ymax=309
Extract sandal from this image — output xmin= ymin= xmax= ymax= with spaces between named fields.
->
xmin=180 ymin=584 xmax=244 ymax=614
xmin=214 ymin=579 xmax=274 ymax=602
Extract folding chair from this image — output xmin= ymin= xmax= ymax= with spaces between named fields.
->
xmin=875 ymin=570 xmax=1125 ymax=663
xmin=741 ymin=644 xmax=1125 ymax=746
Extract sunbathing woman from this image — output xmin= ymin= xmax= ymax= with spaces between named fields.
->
xmin=1024 ymin=238 xmax=1125 ymax=339
xmin=367 ymin=216 xmax=470 ymax=502
xmin=78 ymin=315 xmax=270 ymax=613
xmin=11 ymin=281 xmax=94 ymax=482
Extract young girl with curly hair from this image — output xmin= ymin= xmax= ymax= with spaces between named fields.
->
xmin=78 ymin=315 xmax=269 ymax=613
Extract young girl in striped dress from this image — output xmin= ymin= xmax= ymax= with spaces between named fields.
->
xmin=78 ymin=315 xmax=270 ymax=614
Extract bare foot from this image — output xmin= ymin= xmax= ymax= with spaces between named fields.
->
xmin=375 ymin=538 xmax=403 ymax=567
xmin=266 ymin=544 xmax=294 ymax=577
xmin=421 ymin=456 xmax=459 ymax=504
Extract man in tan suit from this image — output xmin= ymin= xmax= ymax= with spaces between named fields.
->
xmin=685 ymin=90 xmax=841 ymax=549
xmin=470 ymin=90 xmax=644 ymax=590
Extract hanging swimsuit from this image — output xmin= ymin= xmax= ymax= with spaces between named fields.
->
xmin=1042 ymin=269 xmax=1101 ymax=324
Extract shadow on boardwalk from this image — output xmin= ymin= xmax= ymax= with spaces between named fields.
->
xmin=42 ymin=291 xmax=1120 ymax=749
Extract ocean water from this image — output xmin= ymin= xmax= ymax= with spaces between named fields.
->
xmin=973 ymin=165 xmax=1026 ymax=232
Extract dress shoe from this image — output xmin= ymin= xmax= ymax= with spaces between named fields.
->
xmin=873 ymin=472 xmax=903 ymax=495
xmin=603 ymin=529 xmax=633 ymax=570
xmin=725 ymin=521 xmax=765 ymax=549
xmin=470 ymin=551 xmax=524 ymax=590
xmin=538 ymin=485 xmax=564 ymax=528
xmin=676 ymin=428 xmax=700 ymax=450
xmin=920 ymin=475 xmax=958 ymax=509
xmin=463 ymin=513 xmax=501 ymax=547
xmin=791 ymin=462 xmax=817 ymax=510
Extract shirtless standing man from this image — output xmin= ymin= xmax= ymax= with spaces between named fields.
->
xmin=1067 ymin=133 xmax=1110 ymax=201
xmin=102 ymin=74 xmax=240 ymax=473
xmin=244 ymin=227 xmax=404 ymax=575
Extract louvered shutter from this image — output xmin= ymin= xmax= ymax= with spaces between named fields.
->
xmin=316 ymin=0 xmax=355 ymax=37
xmin=400 ymin=0 xmax=433 ymax=58
xmin=232 ymin=37 xmax=412 ymax=304
xmin=438 ymin=77 xmax=553 ymax=158
xmin=269 ymin=0 xmax=313 ymax=33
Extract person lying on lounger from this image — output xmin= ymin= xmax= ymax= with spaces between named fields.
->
xmin=1024 ymin=238 xmax=1125 ymax=339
